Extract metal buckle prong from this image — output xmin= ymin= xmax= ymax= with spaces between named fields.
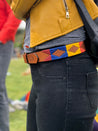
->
xmin=26 ymin=53 xmax=29 ymax=63
xmin=34 ymin=53 xmax=39 ymax=63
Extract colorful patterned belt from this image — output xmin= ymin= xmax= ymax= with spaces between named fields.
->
xmin=23 ymin=41 xmax=86 ymax=64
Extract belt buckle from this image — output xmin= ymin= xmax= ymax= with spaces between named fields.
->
xmin=28 ymin=53 xmax=39 ymax=64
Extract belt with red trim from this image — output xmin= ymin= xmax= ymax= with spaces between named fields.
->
xmin=23 ymin=41 xmax=86 ymax=64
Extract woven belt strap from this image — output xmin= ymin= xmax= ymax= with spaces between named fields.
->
xmin=23 ymin=41 xmax=86 ymax=64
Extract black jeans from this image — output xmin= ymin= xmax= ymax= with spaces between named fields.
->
xmin=27 ymin=52 xmax=98 ymax=131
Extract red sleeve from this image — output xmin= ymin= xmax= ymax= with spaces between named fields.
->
xmin=0 ymin=1 xmax=21 ymax=44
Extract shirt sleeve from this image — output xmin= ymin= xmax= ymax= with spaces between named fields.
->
xmin=0 ymin=2 xmax=21 ymax=44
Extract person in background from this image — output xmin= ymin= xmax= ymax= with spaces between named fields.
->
xmin=6 ymin=0 xmax=98 ymax=131
xmin=0 ymin=0 xmax=21 ymax=130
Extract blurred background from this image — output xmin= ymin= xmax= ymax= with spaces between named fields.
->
xmin=6 ymin=21 xmax=32 ymax=131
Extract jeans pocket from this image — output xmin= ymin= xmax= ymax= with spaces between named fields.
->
xmin=38 ymin=60 xmax=66 ymax=80
xmin=86 ymin=71 xmax=98 ymax=108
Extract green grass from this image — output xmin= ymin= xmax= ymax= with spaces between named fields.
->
xmin=6 ymin=57 xmax=32 ymax=131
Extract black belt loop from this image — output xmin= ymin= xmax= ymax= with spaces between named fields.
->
xmin=26 ymin=54 xmax=29 ymax=63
